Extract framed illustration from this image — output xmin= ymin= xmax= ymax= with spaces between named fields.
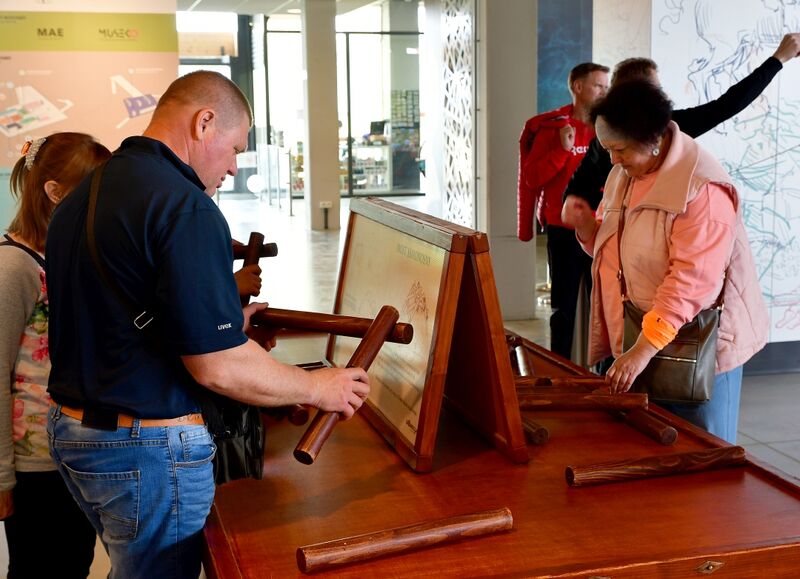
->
xmin=328 ymin=198 xmax=527 ymax=471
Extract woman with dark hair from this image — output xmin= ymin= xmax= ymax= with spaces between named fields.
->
xmin=563 ymin=80 xmax=768 ymax=443
xmin=1 ymin=132 xmax=111 ymax=577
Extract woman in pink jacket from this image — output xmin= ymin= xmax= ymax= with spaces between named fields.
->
xmin=563 ymin=80 xmax=768 ymax=443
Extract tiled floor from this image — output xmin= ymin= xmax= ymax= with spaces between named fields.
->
xmin=739 ymin=374 xmax=800 ymax=479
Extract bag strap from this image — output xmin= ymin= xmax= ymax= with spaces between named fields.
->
xmin=1 ymin=234 xmax=45 ymax=269
xmin=85 ymin=163 xmax=154 ymax=330
xmin=616 ymin=179 xmax=633 ymax=301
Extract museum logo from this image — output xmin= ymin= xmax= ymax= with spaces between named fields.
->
xmin=98 ymin=27 xmax=140 ymax=41
xmin=37 ymin=27 xmax=64 ymax=38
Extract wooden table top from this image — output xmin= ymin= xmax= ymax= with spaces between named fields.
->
xmin=205 ymin=397 xmax=800 ymax=577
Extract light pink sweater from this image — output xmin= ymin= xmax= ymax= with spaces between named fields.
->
xmin=580 ymin=122 xmax=768 ymax=372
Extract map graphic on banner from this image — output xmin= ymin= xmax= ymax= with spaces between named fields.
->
xmin=653 ymin=0 xmax=800 ymax=343
xmin=110 ymin=74 xmax=158 ymax=128
xmin=0 ymin=85 xmax=72 ymax=137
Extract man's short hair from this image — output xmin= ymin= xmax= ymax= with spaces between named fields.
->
xmin=156 ymin=70 xmax=253 ymax=127
xmin=568 ymin=62 xmax=610 ymax=88
xmin=611 ymin=57 xmax=658 ymax=88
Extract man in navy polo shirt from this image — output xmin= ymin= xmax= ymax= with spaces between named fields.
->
xmin=45 ymin=71 xmax=370 ymax=579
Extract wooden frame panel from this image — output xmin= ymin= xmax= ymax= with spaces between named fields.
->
xmin=327 ymin=198 xmax=526 ymax=471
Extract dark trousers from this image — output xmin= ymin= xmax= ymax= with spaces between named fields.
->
xmin=5 ymin=470 xmax=96 ymax=579
xmin=546 ymin=225 xmax=593 ymax=360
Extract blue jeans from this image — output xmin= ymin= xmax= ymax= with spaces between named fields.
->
xmin=47 ymin=405 xmax=216 ymax=579
xmin=656 ymin=365 xmax=743 ymax=444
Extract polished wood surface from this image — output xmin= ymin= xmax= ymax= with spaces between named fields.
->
xmin=296 ymin=507 xmax=513 ymax=574
xmin=516 ymin=375 xmax=609 ymax=388
xmin=206 ymin=405 xmax=800 ymax=577
xmin=293 ymin=305 xmax=400 ymax=465
xmin=205 ymin=338 xmax=800 ymax=577
xmin=566 ymin=445 xmax=748 ymax=487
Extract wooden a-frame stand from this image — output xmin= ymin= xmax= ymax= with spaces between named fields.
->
xmin=326 ymin=198 xmax=527 ymax=472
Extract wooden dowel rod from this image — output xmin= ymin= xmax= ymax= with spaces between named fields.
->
xmin=232 ymin=241 xmax=278 ymax=260
xmin=512 ymin=345 xmax=549 ymax=445
xmin=252 ymin=308 xmax=413 ymax=344
xmin=566 ymin=446 xmax=746 ymax=487
xmin=516 ymin=385 xmax=597 ymax=396
xmin=518 ymin=392 xmax=648 ymax=411
xmin=514 ymin=345 xmax=535 ymax=377
xmin=521 ymin=417 xmax=549 ymax=445
xmin=518 ymin=386 xmax=676 ymax=444
xmin=617 ymin=408 xmax=677 ymax=446
xmin=241 ymin=232 xmax=264 ymax=267
xmin=519 ymin=384 xmax=678 ymax=445
xmin=296 ymin=507 xmax=513 ymax=574
xmin=240 ymin=232 xmax=265 ymax=307
xmin=293 ymin=305 xmax=400 ymax=465
xmin=514 ymin=367 xmax=677 ymax=445
xmin=516 ymin=376 xmax=609 ymax=389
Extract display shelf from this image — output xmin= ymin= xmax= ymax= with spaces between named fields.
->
xmin=341 ymin=143 xmax=392 ymax=193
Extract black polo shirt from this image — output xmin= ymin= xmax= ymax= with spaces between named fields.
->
xmin=46 ymin=136 xmax=246 ymax=418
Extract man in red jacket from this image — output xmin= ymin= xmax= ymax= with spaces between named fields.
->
xmin=518 ymin=62 xmax=609 ymax=361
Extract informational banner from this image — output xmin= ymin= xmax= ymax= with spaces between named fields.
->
xmin=0 ymin=1 xmax=177 ymax=228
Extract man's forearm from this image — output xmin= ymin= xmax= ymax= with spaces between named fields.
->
xmin=182 ymin=340 xmax=317 ymax=408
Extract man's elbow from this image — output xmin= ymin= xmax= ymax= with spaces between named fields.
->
xmin=182 ymin=353 xmax=230 ymax=393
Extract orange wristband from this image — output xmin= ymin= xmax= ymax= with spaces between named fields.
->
xmin=642 ymin=310 xmax=678 ymax=350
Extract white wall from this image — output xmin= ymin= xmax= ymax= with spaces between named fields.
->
xmin=592 ymin=0 xmax=651 ymax=68
xmin=476 ymin=0 xmax=538 ymax=319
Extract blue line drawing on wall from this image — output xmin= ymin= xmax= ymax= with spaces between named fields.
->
xmin=653 ymin=0 xmax=800 ymax=342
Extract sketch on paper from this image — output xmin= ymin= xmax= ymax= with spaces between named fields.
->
xmin=404 ymin=281 xmax=429 ymax=327
xmin=653 ymin=0 xmax=800 ymax=343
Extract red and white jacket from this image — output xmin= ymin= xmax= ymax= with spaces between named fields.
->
xmin=517 ymin=103 xmax=594 ymax=240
